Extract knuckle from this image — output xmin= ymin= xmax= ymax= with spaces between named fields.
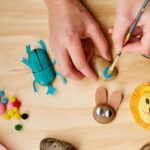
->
xmin=76 ymin=61 xmax=86 ymax=70
xmin=89 ymin=22 xmax=99 ymax=32
xmin=61 ymin=68 xmax=73 ymax=77
xmin=63 ymin=31 xmax=77 ymax=45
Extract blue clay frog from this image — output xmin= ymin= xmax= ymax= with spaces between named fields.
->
xmin=21 ymin=40 xmax=66 ymax=95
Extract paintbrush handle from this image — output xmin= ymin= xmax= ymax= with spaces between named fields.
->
xmin=124 ymin=0 xmax=149 ymax=45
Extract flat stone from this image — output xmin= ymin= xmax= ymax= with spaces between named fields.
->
xmin=40 ymin=138 xmax=76 ymax=150
xmin=141 ymin=143 xmax=150 ymax=150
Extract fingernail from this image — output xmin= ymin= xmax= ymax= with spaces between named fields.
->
xmin=105 ymin=52 xmax=112 ymax=61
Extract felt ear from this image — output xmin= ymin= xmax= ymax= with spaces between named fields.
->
xmin=95 ymin=87 xmax=108 ymax=105
xmin=26 ymin=44 xmax=31 ymax=54
xmin=108 ymin=91 xmax=123 ymax=111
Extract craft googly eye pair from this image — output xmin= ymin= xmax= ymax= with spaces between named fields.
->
xmin=93 ymin=87 xmax=123 ymax=124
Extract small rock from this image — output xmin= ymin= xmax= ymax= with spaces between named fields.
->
xmin=40 ymin=138 xmax=76 ymax=150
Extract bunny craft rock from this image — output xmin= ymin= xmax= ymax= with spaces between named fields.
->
xmin=93 ymin=87 xmax=123 ymax=124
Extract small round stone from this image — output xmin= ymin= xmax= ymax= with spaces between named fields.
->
xmin=21 ymin=113 xmax=29 ymax=120
xmin=1 ymin=97 xmax=8 ymax=104
xmin=2 ymin=113 xmax=10 ymax=120
xmin=0 ymin=90 xmax=4 ymax=97
xmin=13 ymin=113 xmax=21 ymax=120
xmin=9 ymin=96 xmax=16 ymax=103
xmin=15 ymin=124 xmax=23 ymax=131
xmin=0 ymin=103 xmax=5 ymax=114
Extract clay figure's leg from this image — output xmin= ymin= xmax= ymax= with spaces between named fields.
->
xmin=52 ymin=59 xmax=56 ymax=66
xmin=33 ymin=80 xmax=37 ymax=92
xmin=46 ymin=85 xmax=56 ymax=95
xmin=26 ymin=44 xmax=31 ymax=54
xmin=56 ymin=72 xmax=66 ymax=85
xmin=21 ymin=58 xmax=31 ymax=68
xmin=38 ymin=40 xmax=47 ymax=51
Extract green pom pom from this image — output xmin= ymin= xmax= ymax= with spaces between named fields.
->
xmin=15 ymin=124 xmax=23 ymax=131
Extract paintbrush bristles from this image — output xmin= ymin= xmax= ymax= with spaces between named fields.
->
xmin=107 ymin=54 xmax=120 ymax=75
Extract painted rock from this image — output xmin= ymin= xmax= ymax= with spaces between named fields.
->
xmin=90 ymin=55 xmax=118 ymax=80
xmin=93 ymin=104 xmax=116 ymax=124
xmin=141 ymin=143 xmax=150 ymax=150
xmin=40 ymin=138 xmax=76 ymax=150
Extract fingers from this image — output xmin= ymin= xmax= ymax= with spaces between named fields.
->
xmin=112 ymin=18 xmax=132 ymax=52
xmin=51 ymin=45 xmax=84 ymax=80
xmin=66 ymin=36 xmax=98 ymax=80
xmin=122 ymin=28 xmax=150 ymax=55
xmin=109 ymin=26 xmax=143 ymax=37
xmin=131 ymin=26 xmax=143 ymax=36
xmin=87 ymin=23 xmax=111 ymax=61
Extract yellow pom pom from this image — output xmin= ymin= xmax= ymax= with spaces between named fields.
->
xmin=8 ymin=109 xmax=14 ymax=116
xmin=9 ymin=96 xmax=16 ymax=103
xmin=13 ymin=113 xmax=21 ymax=120
xmin=12 ymin=107 xmax=19 ymax=113
xmin=2 ymin=113 xmax=10 ymax=120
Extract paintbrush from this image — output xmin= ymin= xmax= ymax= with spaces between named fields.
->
xmin=107 ymin=0 xmax=149 ymax=75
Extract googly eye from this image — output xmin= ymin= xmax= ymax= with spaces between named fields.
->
xmin=96 ymin=107 xmax=105 ymax=116
xmin=145 ymin=98 xmax=150 ymax=104
xmin=41 ymin=81 xmax=44 ymax=85
xmin=105 ymin=110 xmax=112 ymax=118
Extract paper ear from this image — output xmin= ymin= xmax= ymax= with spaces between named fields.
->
xmin=108 ymin=91 xmax=123 ymax=111
xmin=95 ymin=87 xmax=108 ymax=105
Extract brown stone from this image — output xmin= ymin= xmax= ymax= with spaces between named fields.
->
xmin=141 ymin=143 xmax=150 ymax=150
xmin=93 ymin=104 xmax=116 ymax=124
xmin=40 ymin=138 xmax=76 ymax=150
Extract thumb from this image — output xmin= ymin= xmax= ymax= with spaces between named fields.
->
xmin=112 ymin=18 xmax=132 ymax=53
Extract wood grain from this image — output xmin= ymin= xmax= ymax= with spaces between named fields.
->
xmin=0 ymin=0 xmax=150 ymax=150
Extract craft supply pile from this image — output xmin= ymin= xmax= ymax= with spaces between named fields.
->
xmin=0 ymin=89 xmax=29 ymax=132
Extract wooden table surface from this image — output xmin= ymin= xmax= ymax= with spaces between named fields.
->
xmin=1 ymin=0 xmax=150 ymax=150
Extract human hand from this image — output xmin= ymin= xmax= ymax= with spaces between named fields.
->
xmin=45 ymin=0 xmax=111 ymax=80
xmin=110 ymin=0 xmax=150 ymax=55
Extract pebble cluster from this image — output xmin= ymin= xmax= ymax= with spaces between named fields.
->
xmin=0 ymin=89 xmax=29 ymax=131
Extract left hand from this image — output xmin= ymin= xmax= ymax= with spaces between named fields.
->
xmin=110 ymin=0 xmax=150 ymax=56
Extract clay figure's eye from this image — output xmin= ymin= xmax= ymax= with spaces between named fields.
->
xmin=41 ymin=81 xmax=44 ymax=85
xmin=145 ymin=98 xmax=150 ymax=104
xmin=96 ymin=108 xmax=105 ymax=116
xmin=105 ymin=110 xmax=112 ymax=117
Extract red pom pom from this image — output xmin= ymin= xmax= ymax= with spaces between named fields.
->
xmin=13 ymin=100 xmax=21 ymax=108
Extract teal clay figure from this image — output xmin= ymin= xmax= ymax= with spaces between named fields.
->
xmin=21 ymin=40 xmax=66 ymax=95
